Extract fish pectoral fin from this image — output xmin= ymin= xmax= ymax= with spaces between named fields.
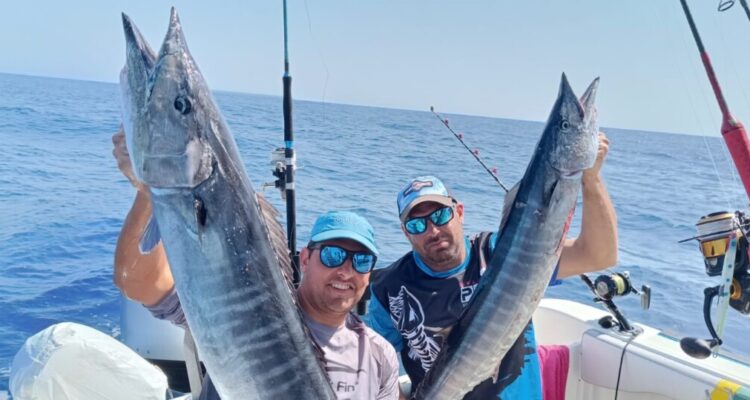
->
xmin=546 ymin=178 xmax=576 ymax=255
xmin=499 ymin=181 xmax=520 ymax=233
xmin=491 ymin=360 xmax=502 ymax=384
xmin=138 ymin=215 xmax=162 ymax=254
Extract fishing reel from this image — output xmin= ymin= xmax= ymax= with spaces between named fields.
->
xmin=581 ymin=271 xmax=650 ymax=334
xmin=262 ymin=147 xmax=297 ymax=199
xmin=680 ymin=211 xmax=750 ymax=359
xmin=593 ymin=272 xmax=651 ymax=304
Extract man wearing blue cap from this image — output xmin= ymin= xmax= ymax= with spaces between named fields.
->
xmin=368 ymin=136 xmax=617 ymax=399
xmin=112 ymin=131 xmax=399 ymax=399
xmin=114 ymin=205 xmax=399 ymax=399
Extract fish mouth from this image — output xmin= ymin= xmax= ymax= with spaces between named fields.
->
xmin=560 ymin=170 xmax=583 ymax=179
xmin=579 ymin=77 xmax=599 ymax=116
xmin=122 ymin=13 xmax=156 ymax=75
xmin=157 ymin=7 xmax=188 ymax=58
xmin=549 ymin=158 xmax=587 ymax=180
xmin=141 ymin=145 xmax=215 ymax=189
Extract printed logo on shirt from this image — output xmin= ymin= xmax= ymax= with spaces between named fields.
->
xmin=388 ymin=286 xmax=440 ymax=372
xmin=336 ymin=381 xmax=356 ymax=393
xmin=326 ymin=360 xmax=363 ymax=397
xmin=458 ymin=276 xmax=481 ymax=305
xmin=460 ymin=283 xmax=478 ymax=305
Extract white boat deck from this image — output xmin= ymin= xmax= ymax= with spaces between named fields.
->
xmin=534 ymin=298 xmax=750 ymax=400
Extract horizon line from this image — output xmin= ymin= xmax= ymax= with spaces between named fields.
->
xmin=0 ymin=70 xmax=717 ymax=139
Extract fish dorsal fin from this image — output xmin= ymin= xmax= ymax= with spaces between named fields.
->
xmin=255 ymin=193 xmax=294 ymax=290
xmin=255 ymin=192 xmax=330 ymax=373
xmin=500 ymin=182 xmax=520 ymax=233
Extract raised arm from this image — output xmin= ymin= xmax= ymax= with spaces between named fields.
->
xmin=557 ymin=132 xmax=618 ymax=278
xmin=112 ymin=128 xmax=174 ymax=306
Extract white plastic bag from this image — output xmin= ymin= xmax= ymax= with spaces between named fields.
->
xmin=10 ymin=322 xmax=168 ymax=400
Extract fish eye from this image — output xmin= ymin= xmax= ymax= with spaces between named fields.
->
xmin=174 ymin=96 xmax=192 ymax=115
xmin=560 ymin=120 xmax=570 ymax=131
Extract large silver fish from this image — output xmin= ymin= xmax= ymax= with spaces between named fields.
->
xmin=120 ymin=9 xmax=335 ymax=399
xmin=412 ymin=74 xmax=599 ymax=399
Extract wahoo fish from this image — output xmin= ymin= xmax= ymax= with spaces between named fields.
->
xmin=120 ymin=9 xmax=335 ymax=399
xmin=412 ymin=74 xmax=599 ymax=399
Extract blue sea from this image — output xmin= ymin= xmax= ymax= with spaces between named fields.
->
xmin=1 ymin=72 xmax=749 ymax=392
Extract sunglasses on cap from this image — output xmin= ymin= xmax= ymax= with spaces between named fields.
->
xmin=307 ymin=244 xmax=377 ymax=274
xmin=404 ymin=205 xmax=455 ymax=235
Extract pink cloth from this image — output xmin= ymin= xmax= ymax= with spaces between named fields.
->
xmin=537 ymin=344 xmax=570 ymax=400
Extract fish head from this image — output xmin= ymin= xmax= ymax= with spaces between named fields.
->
xmin=544 ymin=74 xmax=599 ymax=178
xmin=120 ymin=12 xmax=156 ymax=182
xmin=137 ymin=8 xmax=214 ymax=189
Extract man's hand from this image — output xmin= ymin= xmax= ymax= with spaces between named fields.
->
xmin=112 ymin=126 xmax=147 ymax=193
xmin=582 ymin=132 xmax=609 ymax=183
xmin=557 ymin=130 xmax=618 ymax=277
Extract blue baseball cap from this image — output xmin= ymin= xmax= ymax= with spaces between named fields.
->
xmin=309 ymin=211 xmax=379 ymax=256
xmin=397 ymin=176 xmax=454 ymax=222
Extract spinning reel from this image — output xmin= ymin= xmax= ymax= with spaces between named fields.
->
xmin=581 ymin=271 xmax=651 ymax=334
xmin=680 ymin=211 xmax=750 ymax=359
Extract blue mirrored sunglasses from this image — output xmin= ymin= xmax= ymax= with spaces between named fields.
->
xmin=404 ymin=206 xmax=454 ymax=235
xmin=307 ymin=244 xmax=377 ymax=274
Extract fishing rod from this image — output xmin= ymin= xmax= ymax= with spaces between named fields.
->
xmin=678 ymin=0 xmax=750 ymax=358
xmin=280 ymin=0 xmax=300 ymax=285
xmin=429 ymin=106 xmax=509 ymax=193
xmin=680 ymin=0 xmax=750 ymax=202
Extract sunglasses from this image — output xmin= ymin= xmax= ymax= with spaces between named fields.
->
xmin=307 ymin=244 xmax=377 ymax=274
xmin=404 ymin=205 xmax=454 ymax=235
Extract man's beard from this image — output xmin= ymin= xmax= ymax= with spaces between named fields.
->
xmin=422 ymin=235 xmax=460 ymax=266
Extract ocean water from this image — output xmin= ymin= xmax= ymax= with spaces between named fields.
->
xmin=1 ymin=72 xmax=750 ymax=392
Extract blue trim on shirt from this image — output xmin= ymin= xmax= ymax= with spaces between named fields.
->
xmin=413 ymin=237 xmax=472 ymax=278
xmin=488 ymin=232 xmax=562 ymax=286
xmin=497 ymin=325 xmax=543 ymax=400
xmin=365 ymin=287 xmax=404 ymax=352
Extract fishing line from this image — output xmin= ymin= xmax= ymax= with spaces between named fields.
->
xmin=660 ymin=2 xmax=735 ymax=210
xmin=708 ymin=8 xmax=750 ymax=207
xmin=302 ymin=0 xmax=331 ymax=119
xmin=682 ymin=0 xmax=750 ymax=207
xmin=713 ymin=3 xmax=750 ymax=144
xmin=429 ymin=106 xmax=509 ymax=193
xmin=659 ymin=3 xmax=729 ymax=188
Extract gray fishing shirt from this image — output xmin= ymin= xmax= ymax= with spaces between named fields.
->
xmin=148 ymin=288 xmax=399 ymax=400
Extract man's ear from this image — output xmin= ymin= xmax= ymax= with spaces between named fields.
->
xmin=456 ymin=202 xmax=465 ymax=222
xmin=300 ymin=247 xmax=310 ymax=273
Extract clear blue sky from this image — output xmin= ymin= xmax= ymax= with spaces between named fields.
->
xmin=3 ymin=1 xmax=750 ymax=136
